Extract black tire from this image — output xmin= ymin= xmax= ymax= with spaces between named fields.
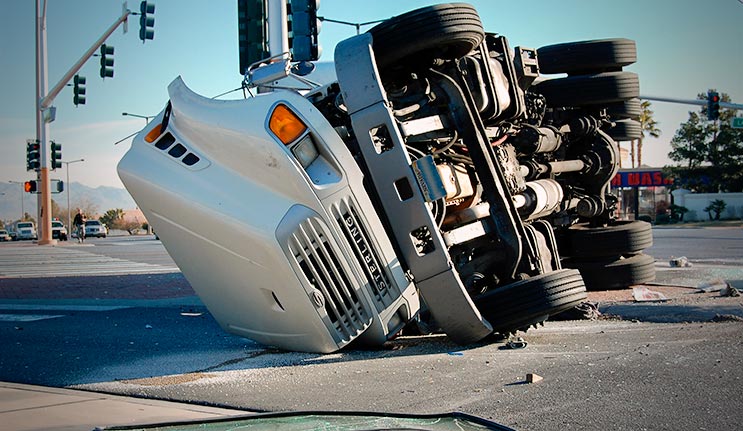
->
xmin=531 ymin=71 xmax=639 ymax=108
xmin=604 ymin=98 xmax=642 ymax=120
xmin=537 ymin=38 xmax=637 ymax=75
xmin=605 ymin=119 xmax=642 ymax=142
xmin=563 ymin=253 xmax=656 ymax=291
xmin=368 ymin=3 xmax=484 ymax=72
xmin=562 ymin=220 xmax=653 ymax=258
xmin=474 ymin=269 xmax=588 ymax=334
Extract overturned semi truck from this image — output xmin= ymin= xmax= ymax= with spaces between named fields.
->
xmin=118 ymin=3 xmax=653 ymax=353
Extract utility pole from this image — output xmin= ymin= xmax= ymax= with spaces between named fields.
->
xmin=34 ymin=0 xmax=132 ymax=245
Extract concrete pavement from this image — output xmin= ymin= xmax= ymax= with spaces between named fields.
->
xmin=0 ymin=240 xmax=244 ymax=430
xmin=0 ymin=381 xmax=250 ymax=431
xmin=2 ymin=227 xmax=742 ymax=430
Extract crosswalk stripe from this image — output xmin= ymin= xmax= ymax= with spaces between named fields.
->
xmin=0 ymin=245 xmax=179 ymax=278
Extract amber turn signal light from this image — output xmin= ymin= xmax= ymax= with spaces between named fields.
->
xmin=269 ymin=104 xmax=307 ymax=145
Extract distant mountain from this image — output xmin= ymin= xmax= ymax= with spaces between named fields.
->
xmin=0 ymin=182 xmax=137 ymax=223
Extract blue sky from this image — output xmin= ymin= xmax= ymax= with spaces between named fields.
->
xmin=1 ymin=0 xmax=742 ymax=189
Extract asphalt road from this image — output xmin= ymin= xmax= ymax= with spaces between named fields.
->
xmin=1 ymin=227 xmax=742 ymax=430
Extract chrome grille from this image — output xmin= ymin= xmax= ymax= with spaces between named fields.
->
xmin=330 ymin=197 xmax=393 ymax=309
xmin=288 ymin=217 xmax=369 ymax=341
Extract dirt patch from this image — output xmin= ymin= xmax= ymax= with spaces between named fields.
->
xmin=120 ymin=372 xmax=216 ymax=387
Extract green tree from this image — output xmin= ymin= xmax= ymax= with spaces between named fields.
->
xmin=100 ymin=208 xmax=124 ymax=229
xmin=703 ymin=199 xmax=727 ymax=220
xmin=666 ymin=91 xmax=743 ymax=192
xmin=636 ymin=100 xmax=661 ymax=167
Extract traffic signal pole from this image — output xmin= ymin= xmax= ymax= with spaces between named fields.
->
xmin=267 ymin=0 xmax=289 ymax=57
xmin=35 ymin=0 xmax=52 ymax=244
xmin=34 ymin=0 xmax=131 ymax=245
xmin=640 ymin=95 xmax=743 ymax=110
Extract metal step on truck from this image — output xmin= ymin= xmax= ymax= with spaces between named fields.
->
xmin=118 ymin=2 xmax=654 ymax=353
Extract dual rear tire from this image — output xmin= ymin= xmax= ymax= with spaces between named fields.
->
xmin=559 ymin=220 xmax=656 ymax=290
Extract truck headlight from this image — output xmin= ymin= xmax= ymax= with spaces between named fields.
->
xmin=292 ymin=135 xmax=319 ymax=169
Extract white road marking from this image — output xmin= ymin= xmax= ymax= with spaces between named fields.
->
xmin=0 ymin=245 xmax=179 ymax=278
xmin=0 ymin=313 xmax=64 ymax=322
xmin=0 ymin=305 xmax=130 ymax=312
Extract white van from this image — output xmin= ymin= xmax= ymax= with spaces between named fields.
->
xmin=13 ymin=221 xmax=37 ymax=241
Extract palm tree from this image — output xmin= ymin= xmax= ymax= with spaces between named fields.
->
xmin=636 ymin=100 xmax=661 ymax=166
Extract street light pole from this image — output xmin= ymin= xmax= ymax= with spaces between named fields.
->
xmin=8 ymin=181 xmax=25 ymax=220
xmin=62 ymin=159 xmax=85 ymax=234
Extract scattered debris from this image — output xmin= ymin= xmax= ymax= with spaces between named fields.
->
xmin=632 ymin=286 xmax=668 ymax=302
xmin=526 ymin=373 xmax=543 ymax=383
xmin=669 ymin=256 xmax=692 ymax=267
xmin=711 ymin=314 xmax=743 ymax=322
xmin=698 ymin=278 xmax=730 ymax=293
xmin=145 ymin=324 xmax=153 ymax=329
xmin=505 ymin=336 xmax=528 ymax=349
xmin=720 ymin=284 xmax=741 ymax=297
xmin=551 ymin=301 xmax=601 ymax=321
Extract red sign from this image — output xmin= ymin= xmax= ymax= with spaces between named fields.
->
xmin=611 ymin=170 xmax=673 ymax=188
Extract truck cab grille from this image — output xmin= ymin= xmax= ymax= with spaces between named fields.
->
xmin=288 ymin=217 xmax=370 ymax=342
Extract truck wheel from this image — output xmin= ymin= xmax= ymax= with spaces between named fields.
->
xmin=604 ymin=98 xmax=642 ymax=120
xmin=560 ymin=220 xmax=653 ymax=258
xmin=474 ymin=269 xmax=588 ymax=335
xmin=537 ymin=38 xmax=637 ymax=75
xmin=563 ymin=253 xmax=656 ymax=291
xmin=368 ymin=3 xmax=484 ymax=73
xmin=605 ymin=119 xmax=642 ymax=142
xmin=531 ymin=71 xmax=639 ymax=108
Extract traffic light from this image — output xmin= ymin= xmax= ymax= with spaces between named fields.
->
xmin=237 ymin=0 xmax=269 ymax=75
xmin=26 ymin=140 xmax=40 ymax=171
xmin=50 ymin=141 xmax=62 ymax=170
xmin=139 ymin=1 xmax=155 ymax=42
xmin=24 ymin=180 xmax=38 ymax=193
xmin=289 ymin=0 xmax=321 ymax=62
xmin=100 ymin=44 xmax=114 ymax=78
xmin=707 ymin=91 xmax=720 ymax=121
xmin=73 ymin=75 xmax=86 ymax=106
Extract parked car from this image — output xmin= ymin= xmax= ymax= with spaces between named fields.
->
xmin=119 ymin=4 xmax=655 ymax=352
xmin=84 ymin=220 xmax=107 ymax=238
xmin=51 ymin=220 xmax=68 ymax=241
xmin=12 ymin=221 xmax=37 ymax=241
xmin=0 ymin=229 xmax=10 ymax=242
